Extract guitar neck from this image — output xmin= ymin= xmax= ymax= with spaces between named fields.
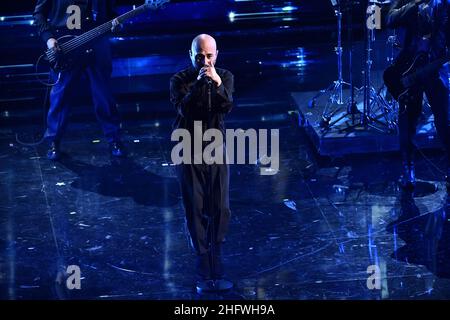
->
xmin=59 ymin=4 xmax=149 ymax=54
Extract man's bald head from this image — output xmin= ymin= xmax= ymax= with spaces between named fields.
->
xmin=190 ymin=34 xmax=219 ymax=71
xmin=191 ymin=34 xmax=217 ymax=52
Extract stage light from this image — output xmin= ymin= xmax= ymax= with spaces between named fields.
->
xmin=281 ymin=6 xmax=297 ymax=12
xmin=228 ymin=12 xmax=235 ymax=22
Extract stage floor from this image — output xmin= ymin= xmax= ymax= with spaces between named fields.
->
xmin=1 ymin=116 xmax=449 ymax=300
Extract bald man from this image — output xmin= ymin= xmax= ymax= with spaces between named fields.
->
xmin=170 ymin=34 xmax=234 ymax=283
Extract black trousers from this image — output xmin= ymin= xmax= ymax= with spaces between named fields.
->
xmin=45 ymin=37 xmax=121 ymax=143
xmin=177 ymin=163 xmax=231 ymax=255
xmin=398 ymin=72 xmax=450 ymax=166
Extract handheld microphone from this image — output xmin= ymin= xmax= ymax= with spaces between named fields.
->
xmin=201 ymin=64 xmax=213 ymax=86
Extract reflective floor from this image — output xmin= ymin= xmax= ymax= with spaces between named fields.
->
xmin=1 ymin=118 xmax=449 ymax=300
xmin=1 ymin=28 xmax=450 ymax=300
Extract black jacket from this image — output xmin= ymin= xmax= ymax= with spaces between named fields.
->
xmin=386 ymin=0 xmax=450 ymax=61
xmin=170 ymin=67 xmax=234 ymax=133
xmin=33 ymin=0 xmax=116 ymax=43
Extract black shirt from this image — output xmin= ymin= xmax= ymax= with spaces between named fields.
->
xmin=170 ymin=66 xmax=234 ymax=134
xmin=33 ymin=0 xmax=116 ymax=43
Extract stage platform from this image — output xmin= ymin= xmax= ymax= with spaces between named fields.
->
xmin=292 ymin=90 xmax=443 ymax=157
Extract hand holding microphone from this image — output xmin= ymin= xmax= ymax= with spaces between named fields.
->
xmin=197 ymin=65 xmax=212 ymax=85
xmin=197 ymin=62 xmax=222 ymax=87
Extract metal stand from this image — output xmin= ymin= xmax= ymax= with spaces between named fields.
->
xmin=196 ymin=80 xmax=233 ymax=294
xmin=196 ymin=279 xmax=234 ymax=294
xmin=321 ymin=1 xmax=362 ymax=131
xmin=309 ymin=4 xmax=352 ymax=125
xmin=311 ymin=1 xmax=399 ymax=134
xmin=375 ymin=31 xmax=400 ymax=132
xmin=357 ymin=0 xmax=397 ymax=133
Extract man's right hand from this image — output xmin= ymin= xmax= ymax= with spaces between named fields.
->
xmin=47 ymin=38 xmax=59 ymax=50
xmin=197 ymin=66 xmax=207 ymax=81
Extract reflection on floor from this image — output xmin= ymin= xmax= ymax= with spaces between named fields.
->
xmin=1 ymin=117 xmax=449 ymax=299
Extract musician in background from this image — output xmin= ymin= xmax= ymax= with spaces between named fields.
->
xmin=33 ymin=0 xmax=125 ymax=160
xmin=386 ymin=0 xmax=450 ymax=191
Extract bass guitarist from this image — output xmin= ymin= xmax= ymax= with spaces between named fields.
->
xmin=386 ymin=0 xmax=450 ymax=191
xmin=33 ymin=0 xmax=125 ymax=160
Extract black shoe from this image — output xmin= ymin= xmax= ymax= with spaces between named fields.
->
xmin=399 ymin=162 xmax=416 ymax=190
xmin=109 ymin=141 xmax=126 ymax=158
xmin=47 ymin=141 xmax=61 ymax=160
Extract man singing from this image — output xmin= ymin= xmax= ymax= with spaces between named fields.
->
xmin=170 ymin=34 xmax=234 ymax=289
xmin=386 ymin=0 xmax=450 ymax=191
xmin=33 ymin=0 xmax=125 ymax=160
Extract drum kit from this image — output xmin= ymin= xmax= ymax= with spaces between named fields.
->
xmin=309 ymin=0 xmax=400 ymax=133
